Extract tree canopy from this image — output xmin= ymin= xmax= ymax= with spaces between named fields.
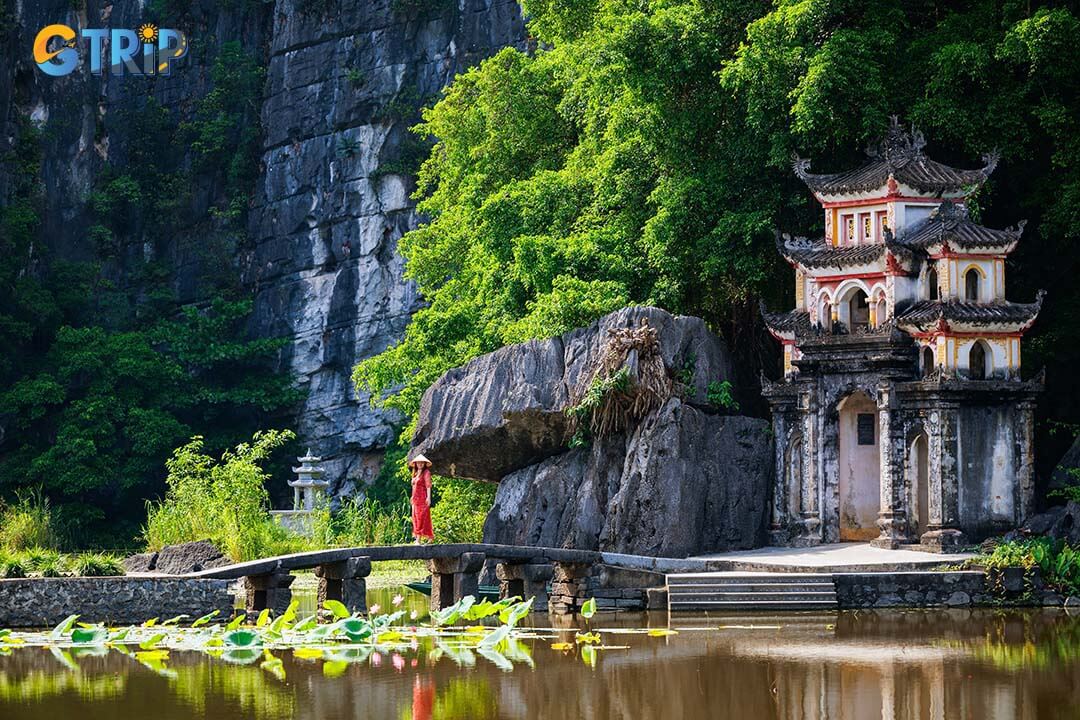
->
xmin=355 ymin=0 xmax=1080 ymax=472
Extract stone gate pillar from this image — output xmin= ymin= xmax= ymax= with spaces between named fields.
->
xmin=872 ymin=384 xmax=911 ymax=548
xmin=921 ymin=405 xmax=966 ymax=550
xmin=796 ymin=390 xmax=822 ymax=545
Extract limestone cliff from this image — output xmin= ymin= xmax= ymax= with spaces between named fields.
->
xmin=0 ymin=0 xmax=526 ymax=496
xmin=412 ymin=306 xmax=774 ymax=558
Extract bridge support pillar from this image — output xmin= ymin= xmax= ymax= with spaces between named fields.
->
xmin=427 ymin=552 xmax=485 ymax=612
xmin=549 ymin=562 xmax=592 ymax=615
xmin=316 ymin=557 xmax=371 ymax=617
xmin=244 ymin=570 xmax=294 ymax=616
xmin=496 ymin=562 xmax=552 ymax=609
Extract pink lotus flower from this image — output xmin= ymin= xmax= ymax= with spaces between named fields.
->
xmin=392 ymin=594 xmax=405 ymax=606
xmin=369 ymin=604 xmax=381 ymax=615
xmin=392 ymin=654 xmax=405 ymax=671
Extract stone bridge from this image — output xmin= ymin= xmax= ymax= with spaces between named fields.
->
xmin=182 ymin=543 xmax=715 ymax=616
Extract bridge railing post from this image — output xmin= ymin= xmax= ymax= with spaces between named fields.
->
xmin=426 ymin=552 xmax=485 ymax=612
xmin=316 ymin=557 xmax=372 ymax=617
xmin=244 ymin=570 xmax=294 ymax=617
xmin=549 ymin=562 xmax=592 ymax=615
xmin=496 ymin=562 xmax=552 ymax=609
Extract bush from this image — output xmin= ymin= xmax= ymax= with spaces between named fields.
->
xmin=316 ymin=497 xmax=411 ymax=547
xmin=429 ymin=478 xmax=495 ymax=543
xmin=0 ymin=490 xmax=59 ymax=551
xmin=979 ymin=537 xmax=1080 ymax=595
xmin=71 ymin=552 xmax=124 ymax=577
xmin=0 ymin=553 xmax=27 ymax=579
xmin=143 ymin=430 xmax=296 ymax=562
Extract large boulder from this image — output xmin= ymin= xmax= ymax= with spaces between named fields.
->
xmin=139 ymin=540 xmax=232 ymax=575
xmin=483 ymin=399 xmax=772 ymax=558
xmin=1022 ymin=501 xmax=1080 ymax=546
xmin=1050 ymin=436 xmax=1080 ymax=492
xmin=411 ymin=306 xmax=735 ymax=482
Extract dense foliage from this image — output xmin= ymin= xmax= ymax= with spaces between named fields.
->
xmin=144 ymin=431 xmax=298 ymax=562
xmin=0 ymin=43 xmax=298 ymax=546
xmin=979 ymin=537 xmax=1080 ymax=595
xmin=355 ymin=0 xmax=1080 ymax=476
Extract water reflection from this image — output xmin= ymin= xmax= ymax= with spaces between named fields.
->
xmin=1 ymin=600 xmax=1078 ymax=720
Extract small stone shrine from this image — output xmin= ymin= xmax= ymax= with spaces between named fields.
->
xmin=762 ymin=118 xmax=1044 ymax=551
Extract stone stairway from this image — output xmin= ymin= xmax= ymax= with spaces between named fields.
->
xmin=666 ymin=572 xmax=838 ymax=611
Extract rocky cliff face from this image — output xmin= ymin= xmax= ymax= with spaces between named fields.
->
xmin=412 ymin=306 xmax=773 ymax=558
xmin=0 ymin=0 xmax=526 ymax=496
xmin=244 ymin=0 xmax=526 ymax=495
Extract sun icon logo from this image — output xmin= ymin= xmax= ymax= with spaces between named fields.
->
xmin=138 ymin=23 xmax=159 ymax=44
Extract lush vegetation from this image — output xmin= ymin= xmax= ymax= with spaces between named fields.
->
xmin=353 ymin=0 xmax=1080 ymax=481
xmin=979 ymin=537 xmax=1080 ymax=596
xmin=0 ymin=40 xmax=297 ymax=547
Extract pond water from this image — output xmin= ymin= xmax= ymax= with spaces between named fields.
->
xmin=1 ymin=586 xmax=1079 ymax=720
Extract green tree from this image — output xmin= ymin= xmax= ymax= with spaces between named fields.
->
xmin=356 ymin=0 xmax=1080 ymax=483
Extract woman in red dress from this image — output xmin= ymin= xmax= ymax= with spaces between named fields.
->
xmin=408 ymin=454 xmax=435 ymax=543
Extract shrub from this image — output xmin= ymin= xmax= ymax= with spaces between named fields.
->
xmin=979 ymin=537 xmax=1080 ymax=595
xmin=0 ymin=490 xmax=59 ymax=551
xmin=71 ymin=552 xmax=124 ymax=577
xmin=706 ymin=380 xmax=739 ymax=411
xmin=143 ymin=430 xmax=296 ymax=562
xmin=0 ymin=553 xmax=27 ymax=579
xmin=318 ymin=497 xmax=411 ymax=547
xmin=429 ymin=478 xmax=495 ymax=543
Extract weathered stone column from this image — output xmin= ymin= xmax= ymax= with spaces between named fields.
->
xmin=316 ymin=557 xmax=371 ymax=616
xmin=1016 ymin=400 xmax=1037 ymax=525
xmin=548 ymin=562 xmax=592 ymax=615
xmin=872 ymin=384 xmax=910 ymax=548
xmin=921 ymin=406 xmax=965 ymax=550
xmin=496 ymin=562 xmax=553 ymax=608
xmin=426 ymin=552 xmax=485 ymax=612
xmin=243 ymin=571 xmax=294 ymax=616
xmin=796 ymin=390 xmax=822 ymax=545
xmin=770 ymin=413 xmax=788 ymax=537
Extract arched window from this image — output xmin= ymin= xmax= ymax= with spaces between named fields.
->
xmin=922 ymin=346 xmax=935 ymax=378
xmin=965 ymin=268 xmax=980 ymax=301
xmin=928 ymin=266 xmax=939 ymax=301
xmin=849 ymin=289 xmax=870 ymax=330
xmin=969 ymin=341 xmax=988 ymax=380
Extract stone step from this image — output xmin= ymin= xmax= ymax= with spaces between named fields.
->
xmin=669 ymin=599 xmax=839 ymax=611
xmin=667 ymin=591 xmax=837 ymax=603
xmin=666 ymin=571 xmax=838 ymax=612
xmin=667 ymin=582 xmax=835 ymax=593
xmin=667 ymin=572 xmax=834 ymax=585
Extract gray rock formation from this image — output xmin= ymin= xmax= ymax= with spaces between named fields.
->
xmin=412 ymin=306 xmax=737 ymax=482
xmin=484 ymin=400 xmax=772 ymax=557
xmin=246 ymin=0 xmax=528 ymax=497
xmin=124 ymin=540 xmax=232 ymax=575
xmin=1050 ymin=435 xmax=1080 ymax=491
xmin=414 ymin=305 xmax=771 ymax=558
xmin=1022 ymin=501 xmax=1080 ymax=546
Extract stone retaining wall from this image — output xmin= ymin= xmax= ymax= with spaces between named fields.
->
xmin=0 ymin=577 xmax=235 ymax=628
xmin=833 ymin=571 xmax=991 ymax=608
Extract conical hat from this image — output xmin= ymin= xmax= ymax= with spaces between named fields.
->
xmin=408 ymin=453 xmax=431 ymax=467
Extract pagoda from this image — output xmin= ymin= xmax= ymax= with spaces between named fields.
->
xmin=762 ymin=118 xmax=1044 ymax=551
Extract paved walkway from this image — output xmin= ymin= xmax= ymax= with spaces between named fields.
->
xmin=690 ymin=543 xmax=974 ymax=571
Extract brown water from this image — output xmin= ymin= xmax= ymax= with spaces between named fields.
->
xmin=1 ymin=587 xmax=1079 ymax=720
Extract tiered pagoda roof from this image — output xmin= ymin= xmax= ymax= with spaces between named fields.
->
xmin=793 ymin=117 xmax=999 ymax=198
xmin=760 ymin=303 xmax=812 ymax=342
xmin=892 ymin=202 xmax=1024 ymax=254
xmin=895 ymin=293 xmax=1045 ymax=334
xmin=776 ymin=235 xmax=886 ymax=270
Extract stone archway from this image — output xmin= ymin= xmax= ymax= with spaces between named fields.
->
xmin=837 ymin=391 xmax=880 ymax=541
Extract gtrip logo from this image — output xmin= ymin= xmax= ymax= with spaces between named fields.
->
xmin=33 ymin=23 xmax=187 ymax=77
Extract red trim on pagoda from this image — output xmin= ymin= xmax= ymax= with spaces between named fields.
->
xmin=819 ymin=194 xmax=966 ymax=209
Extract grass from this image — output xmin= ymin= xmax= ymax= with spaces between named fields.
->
xmin=0 ymin=548 xmax=125 ymax=578
xmin=973 ymin=537 xmax=1080 ymax=595
xmin=0 ymin=490 xmax=58 ymax=551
